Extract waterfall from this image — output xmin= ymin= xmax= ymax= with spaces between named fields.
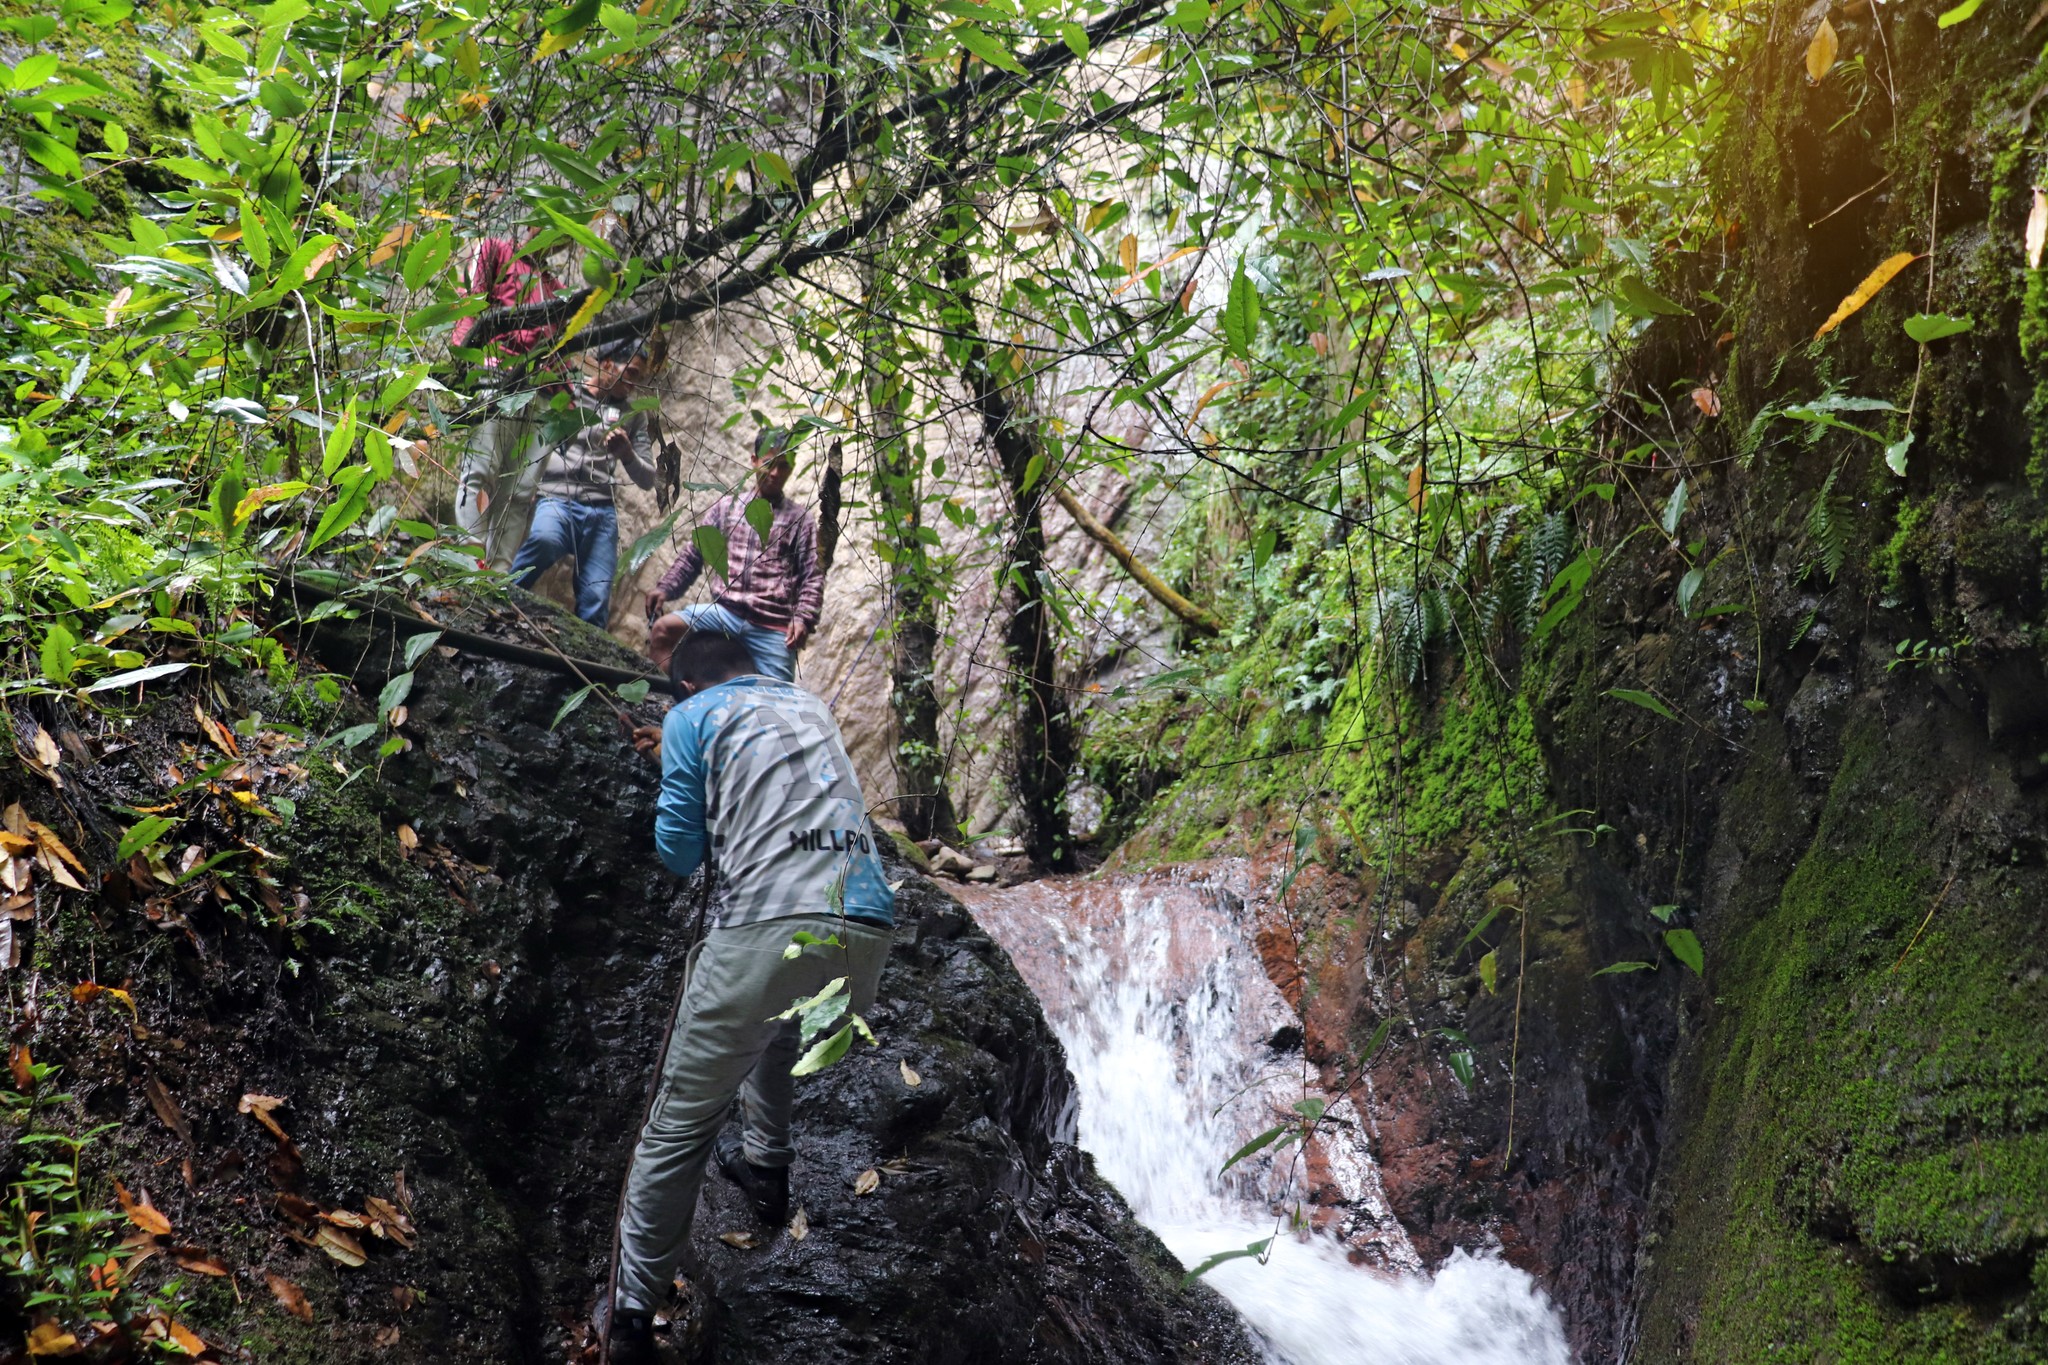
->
xmin=960 ymin=864 xmax=1573 ymax=1365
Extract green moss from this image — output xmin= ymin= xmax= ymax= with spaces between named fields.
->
xmin=1643 ymin=723 xmax=2048 ymax=1362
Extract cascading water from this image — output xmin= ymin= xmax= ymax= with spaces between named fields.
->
xmin=957 ymin=863 xmax=1573 ymax=1365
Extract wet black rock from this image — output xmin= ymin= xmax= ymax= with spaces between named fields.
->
xmin=1 ymin=594 xmax=1256 ymax=1365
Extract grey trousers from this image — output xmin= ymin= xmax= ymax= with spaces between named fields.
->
xmin=613 ymin=913 xmax=892 ymax=1312
xmin=453 ymin=410 xmax=543 ymax=570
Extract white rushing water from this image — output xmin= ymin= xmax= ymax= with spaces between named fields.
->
xmin=963 ymin=868 xmax=1573 ymax=1365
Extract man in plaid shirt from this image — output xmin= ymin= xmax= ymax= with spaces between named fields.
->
xmin=643 ymin=428 xmax=823 ymax=682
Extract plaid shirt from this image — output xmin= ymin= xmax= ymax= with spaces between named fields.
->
xmin=655 ymin=492 xmax=822 ymax=631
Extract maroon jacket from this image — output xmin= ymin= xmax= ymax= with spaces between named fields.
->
xmin=450 ymin=238 xmax=561 ymax=357
xmin=655 ymin=492 xmax=823 ymax=631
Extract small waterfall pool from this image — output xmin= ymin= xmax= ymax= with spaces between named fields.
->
xmin=957 ymin=863 xmax=1573 ymax=1365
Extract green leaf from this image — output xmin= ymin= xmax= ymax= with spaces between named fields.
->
xmin=692 ymin=523 xmax=730 ymax=580
xmin=239 ymin=200 xmax=271 ymax=270
xmin=540 ymin=204 xmax=612 ymax=259
xmin=1251 ymin=527 xmax=1278 ymax=572
xmin=377 ymin=671 xmax=415 ymax=715
xmin=1664 ymin=928 xmax=1705 ymax=975
xmin=1357 ymin=1017 xmax=1395 ymax=1070
xmin=401 ymin=225 xmax=454 ymax=292
xmin=1649 ymin=904 xmax=1678 ymax=923
xmin=956 ymin=23 xmax=1027 ymax=74
xmin=322 ymin=403 xmax=357 ymax=477
xmin=1059 ymin=22 xmax=1088 ymax=58
xmin=305 ymin=465 xmax=376 ymax=552
xmin=551 ymin=682 xmax=596 ymax=729
xmin=1478 ymin=949 xmax=1498 ymax=994
xmin=1223 ymin=256 xmax=1260 ymax=358
xmin=1903 ymin=312 xmax=1972 ymax=343
xmin=597 ymin=3 xmax=636 ymax=39
xmin=81 ymin=661 xmax=192 ymax=693
xmin=744 ymin=496 xmax=775 ymax=545
xmin=617 ymin=679 xmax=651 ymax=705
xmin=1607 ymin=687 xmax=1677 ymax=721
xmin=401 ymin=631 xmax=443 ymax=669
xmin=41 ymin=622 xmax=77 ymax=684
xmin=1593 ymin=960 xmax=1655 ymax=976
xmin=1180 ymin=1237 xmax=1272 ymax=1287
xmin=1660 ymin=478 xmax=1689 ymax=537
xmin=117 ymin=815 xmax=176 ymax=862
xmin=1447 ymin=1050 xmax=1476 ymax=1087
xmin=12 ymin=52 xmax=58 ymax=89
xmin=1218 ymin=1124 xmax=1294 ymax=1175
xmin=790 ymin=1022 xmax=855 ymax=1076
xmin=1937 ymin=0 xmax=1985 ymax=27
xmin=1885 ymin=434 xmax=1912 ymax=477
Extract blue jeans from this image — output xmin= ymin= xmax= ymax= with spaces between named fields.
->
xmin=668 ymin=601 xmax=795 ymax=681
xmin=508 ymin=497 xmax=617 ymax=625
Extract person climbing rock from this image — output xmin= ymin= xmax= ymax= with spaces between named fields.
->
xmin=604 ymin=629 xmax=893 ymax=1365
xmin=505 ymin=330 xmax=667 ymax=626
xmin=449 ymin=236 xmax=566 ymax=569
xmin=642 ymin=427 xmax=822 ymax=682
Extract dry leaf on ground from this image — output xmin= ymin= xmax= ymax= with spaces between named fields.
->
xmin=26 ymin=1321 xmax=79 ymax=1355
xmin=373 ymin=1324 xmax=401 ymax=1348
xmin=717 ymin=1230 xmax=761 ymax=1250
xmin=238 ymin=1093 xmax=290 ymax=1142
xmin=788 ymin=1206 xmax=809 ymax=1241
xmin=31 ymin=725 xmax=62 ymax=773
xmin=10 ymin=1043 xmax=32 ymax=1091
xmin=266 ymin=1272 xmax=313 ymax=1322
xmin=316 ymin=1224 xmax=367 ymax=1267
xmin=899 ymin=1059 xmax=921 ymax=1088
xmin=172 ymin=1249 xmax=231 ymax=1277
xmin=853 ymin=1168 xmax=880 ymax=1197
xmin=1814 ymin=251 xmax=1923 ymax=339
xmin=145 ymin=1076 xmax=193 ymax=1145
xmin=115 ymin=1180 xmax=171 ymax=1237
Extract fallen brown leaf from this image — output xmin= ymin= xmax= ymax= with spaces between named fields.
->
xmin=853 ymin=1168 xmax=880 ymax=1197
xmin=392 ymin=1285 xmax=418 ymax=1313
xmin=172 ymin=1248 xmax=231 ymax=1277
xmin=10 ymin=1042 xmax=32 ymax=1091
xmin=364 ymin=1195 xmax=416 ymax=1246
xmin=395 ymin=824 xmax=419 ymax=853
xmin=275 ymin=1193 xmax=320 ymax=1223
xmin=267 ymin=1272 xmax=313 ymax=1323
xmin=899 ymin=1059 xmax=921 ymax=1088
xmin=31 ymin=724 xmax=62 ymax=775
xmin=717 ymin=1230 xmax=761 ymax=1250
xmin=195 ymin=704 xmax=239 ymax=757
xmin=1 ymin=855 xmax=30 ymax=894
xmin=1691 ymin=387 xmax=1721 ymax=417
xmin=787 ymin=1206 xmax=809 ymax=1242
xmin=25 ymin=1320 xmax=78 ymax=1355
xmin=165 ymin=1318 xmax=208 ymax=1355
xmin=3 ymin=802 xmax=27 ymax=836
xmin=320 ymin=1209 xmax=370 ymax=1230
xmin=316 ymin=1224 xmax=367 ymax=1267
xmin=114 ymin=1180 xmax=171 ymax=1237
xmin=239 ymin=1092 xmax=290 ymax=1142
xmin=373 ymin=1324 xmax=401 ymax=1348
xmin=0 ymin=830 xmax=30 ymax=855
xmin=145 ymin=1076 xmax=193 ymax=1145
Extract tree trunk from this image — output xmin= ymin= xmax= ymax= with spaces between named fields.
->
xmin=940 ymin=238 xmax=1074 ymax=870
xmin=867 ymin=360 xmax=959 ymax=843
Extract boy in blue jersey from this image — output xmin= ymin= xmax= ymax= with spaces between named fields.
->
xmin=607 ymin=631 xmax=894 ymax=1365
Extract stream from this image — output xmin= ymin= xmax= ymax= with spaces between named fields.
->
xmin=957 ymin=862 xmax=1573 ymax=1365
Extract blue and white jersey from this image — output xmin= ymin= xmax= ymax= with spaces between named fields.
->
xmin=655 ymin=676 xmax=894 ymax=929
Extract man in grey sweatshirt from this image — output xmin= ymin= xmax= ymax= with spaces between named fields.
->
xmin=506 ymin=331 xmax=665 ymax=624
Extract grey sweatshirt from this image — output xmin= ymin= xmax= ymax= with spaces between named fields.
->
xmin=533 ymin=390 xmax=657 ymax=506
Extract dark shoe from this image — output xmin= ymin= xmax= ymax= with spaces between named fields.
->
xmin=714 ymin=1130 xmax=789 ymax=1226
xmin=604 ymin=1307 xmax=658 ymax=1365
